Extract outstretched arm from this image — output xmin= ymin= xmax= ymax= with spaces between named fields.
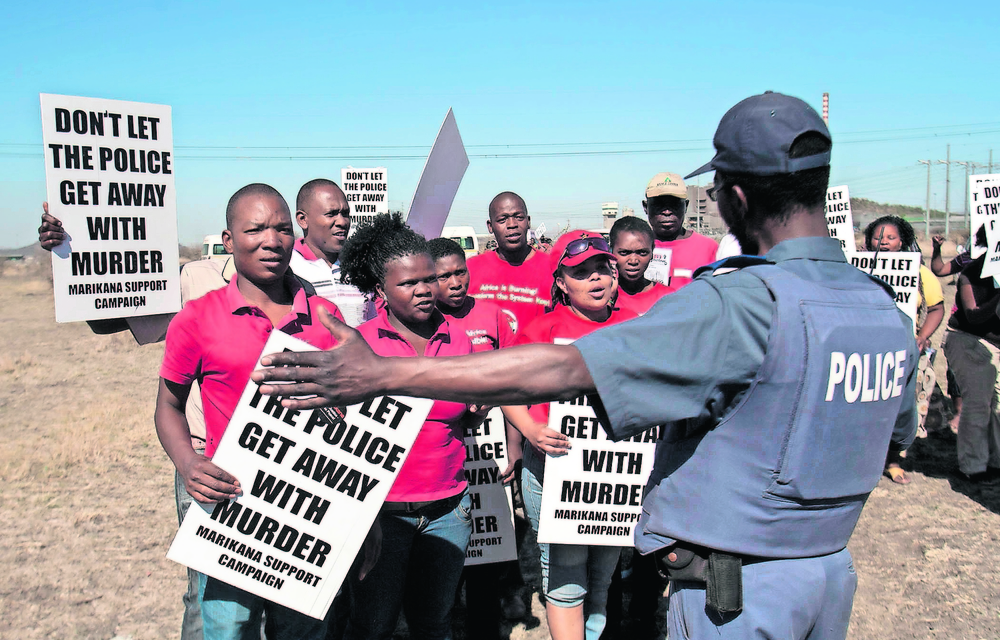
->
xmin=252 ymin=307 xmax=595 ymax=410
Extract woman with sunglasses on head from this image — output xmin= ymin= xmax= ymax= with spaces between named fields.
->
xmin=337 ymin=213 xmax=475 ymax=640
xmin=503 ymin=230 xmax=637 ymax=640
xmin=864 ymin=215 xmax=945 ymax=484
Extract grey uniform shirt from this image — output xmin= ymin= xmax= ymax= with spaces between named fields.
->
xmin=575 ymin=236 xmax=917 ymax=451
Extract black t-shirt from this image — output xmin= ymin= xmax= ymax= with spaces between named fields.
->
xmin=948 ymin=254 xmax=1000 ymax=346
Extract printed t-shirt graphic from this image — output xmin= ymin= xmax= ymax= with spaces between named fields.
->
xmin=445 ymin=297 xmax=517 ymax=353
xmin=647 ymin=232 xmax=719 ymax=288
xmin=466 ymin=250 xmax=553 ymax=332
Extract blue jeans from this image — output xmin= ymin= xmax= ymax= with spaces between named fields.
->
xmin=199 ymin=573 xmax=327 ymax=640
xmin=668 ymin=547 xmax=858 ymax=640
xmin=522 ymin=445 xmax=620 ymax=640
xmin=176 ymin=464 xmax=204 ymax=640
xmin=343 ymin=490 xmax=472 ymax=640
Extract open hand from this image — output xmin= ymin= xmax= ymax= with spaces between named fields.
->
xmin=252 ymin=307 xmax=385 ymax=410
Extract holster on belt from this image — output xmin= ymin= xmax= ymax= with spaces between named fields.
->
xmin=653 ymin=542 xmax=744 ymax=618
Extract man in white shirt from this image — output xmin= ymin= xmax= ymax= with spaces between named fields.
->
xmin=291 ymin=179 xmax=374 ymax=326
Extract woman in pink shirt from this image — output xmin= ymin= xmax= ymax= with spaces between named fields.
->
xmin=505 ymin=230 xmax=637 ymax=640
xmin=337 ymin=213 xmax=475 ymax=640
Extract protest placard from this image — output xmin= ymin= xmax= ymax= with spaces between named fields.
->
xmin=825 ymin=185 xmax=856 ymax=254
xmin=341 ymin=167 xmax=388 ymax=229
xmin=849 ymin=251 xmax=922 ymax=326
xmin=646 ymin=247 xmax=672 ymax=285
xmin=970 ymin=175 xmax=1000 ymax=278
xmin=405 ymin=108 xmax=470 ymax=241
xmin=167 ymin=331 xmax=433 ymax=619
xmin=463 ymin=408 xmax=517 ymax=565
xmin=40 ymin=94 xmax=181 ymax=323
xmin=536 ymin=396 xmax=658 ymax=547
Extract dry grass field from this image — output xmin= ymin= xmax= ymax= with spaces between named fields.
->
xmin=1 ymin=247 xmax=999 ymax=639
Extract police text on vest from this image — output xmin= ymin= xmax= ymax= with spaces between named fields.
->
xmin=825 ymin=351 xmax=906 ymax=403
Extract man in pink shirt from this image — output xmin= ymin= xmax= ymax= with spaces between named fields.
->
xmin=642 ymin=172 xmax=719 ymax=288
xmin=155 ymin=183 xmax=343 ymax=640
xmin=466 ymin=192 xmax=553 ymax=332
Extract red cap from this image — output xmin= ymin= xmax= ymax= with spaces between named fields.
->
xmin=550 ymin=230 xmax=613 ymax=274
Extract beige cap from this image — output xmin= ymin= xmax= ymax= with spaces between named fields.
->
xmin=645 ymin=172 xmax=687 ymax=199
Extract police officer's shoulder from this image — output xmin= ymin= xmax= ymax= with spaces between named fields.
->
xmin=694 ymin=255 xmax=772 ymax=279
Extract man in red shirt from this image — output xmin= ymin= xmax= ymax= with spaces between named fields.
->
xmin=155 ymin=183 xmax=344 ymax=640
xmin=642 ymin=172 xmax=719 ymax=288
xmin=466 ymin=192 xmax=553 ymax=332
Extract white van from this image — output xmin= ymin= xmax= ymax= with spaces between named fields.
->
xmin=442 ymin=226 xmax=479 ymax=258
xmin=202 ymin=234 xmax=229 ymax=262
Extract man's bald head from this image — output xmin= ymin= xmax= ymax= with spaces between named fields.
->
xmin=488 ymin=191 xmax=527 ymax=221
xmin=226 ymin=183 xmax=289 ymax=229
xmin=296 ymin=178 xmax=344 ymax=212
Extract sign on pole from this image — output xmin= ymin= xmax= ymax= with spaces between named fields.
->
xmin=463 ymin=408 xmax=517 ymax=565
xmin=825 ymin=185 xmax=856 ymax=254
xmin=341 ymin=167 xmax=388 ymax=229
xmin=536 ymin=396 xmax=658 ymax=547
xmin=40 ymin=94 xmax=181 ymax=323
xmin=168 ymin=331 xmax=433 ymax=619
xmin=971 ymin=175 xmax=1000 ymax=278
xmin=849 ymin=252 xmax=922 ymax=326
xmin=406 ymin=109 xmax=470 ymax=240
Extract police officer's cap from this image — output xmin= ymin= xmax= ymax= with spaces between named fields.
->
xmin=686 ymin=91 xmax=831 ymax=179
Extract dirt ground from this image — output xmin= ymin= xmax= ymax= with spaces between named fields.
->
xmin=1 ymin=244 xmax=999 ymax=640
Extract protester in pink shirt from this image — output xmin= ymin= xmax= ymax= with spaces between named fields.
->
xmin=336 ymin=213 xmax=475 ymax=640
xmin=609 ymin=216 xmax=675 ymax=316
xmin=642 ymin=172 xmax=719 ymax=288
xmin=428 ymin=236 xmax=528 ymax=639
xmin=155 ymin=184 xmax=344 ymax=640
xmin=504 ymin=230 xmax=637 ymax=640
xmin=466 ymin=191 xmax=553 ymax=331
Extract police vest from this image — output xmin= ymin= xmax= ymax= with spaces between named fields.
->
xmin=642 ymin=261 xmax=913 ymax=558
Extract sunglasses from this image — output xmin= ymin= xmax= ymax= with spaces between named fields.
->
xmin=561 ymin=236 xmax=611 ymax=262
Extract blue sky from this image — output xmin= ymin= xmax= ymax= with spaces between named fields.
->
xmin=2 ymin=1 xmax=998 ymax=247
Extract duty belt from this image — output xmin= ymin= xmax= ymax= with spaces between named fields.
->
xmin=653 ymin=542 xmax=769 ymax=619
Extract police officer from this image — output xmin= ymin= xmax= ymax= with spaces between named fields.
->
xmin=253 ymin=92 xmax=917 ymax=640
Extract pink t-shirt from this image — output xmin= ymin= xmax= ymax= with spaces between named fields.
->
xmin=616 ymin=282 xmax=674 ymax=316
xmin=160 ymin=274 xmax=343 ymax=458
xmin=442 ymin=297 xmax=518 ymax=353
xmin=514 ymin=304 xmax=638 ymax=425
xmin=358 ymin=309 xmax=473 ymax=501
xmin=648 ymin=232 xmax=719 ymax=289
xmin=466 ymin=249 xmax=553 ymax=333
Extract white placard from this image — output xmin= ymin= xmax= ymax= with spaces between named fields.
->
xmin=463 ymin=408 xmax=517 ymax=565
xmin=40 ymin=94 xmax=181 ymax=323
xmin=405 ymin=108 xmax=470 ymax=240
xmin=849 ymin=251 xmax=922 ymax=326
xmin=970 ymin=175 xmax=1000 ymax=278
xmin=825 ymin=185 xmax=855 ymax=254
xmin=341 ymin=167 xmax=388 ymax=229
xmin=646 ymin=247 xmax=672 ymax=285
xmin=536 ymin=396 xmax=657 ymax=547
xmin=167 ymin=331 xmax=433 ymax=619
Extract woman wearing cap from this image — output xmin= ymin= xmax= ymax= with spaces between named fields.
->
xmin=337 ymin=213 xmax=475 ymax=640
xmin=503 ymin=230 xmax=637 ymax=640
xmin=864 ymin=216 xmax=944 ymax=484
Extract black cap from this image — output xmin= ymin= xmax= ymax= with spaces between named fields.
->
xmin=685 ymin=91 xmax=831 ymax=179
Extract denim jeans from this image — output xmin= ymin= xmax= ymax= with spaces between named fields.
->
xmin=522 ymin=445 xmax=620 ymax=640
xmin=176 ymin=463 xmax=204 ymax=640
xmin=343 ymin=490 xmax=472 ymax=640
xmin=199 ymin=573 xmax=327 ymax=640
